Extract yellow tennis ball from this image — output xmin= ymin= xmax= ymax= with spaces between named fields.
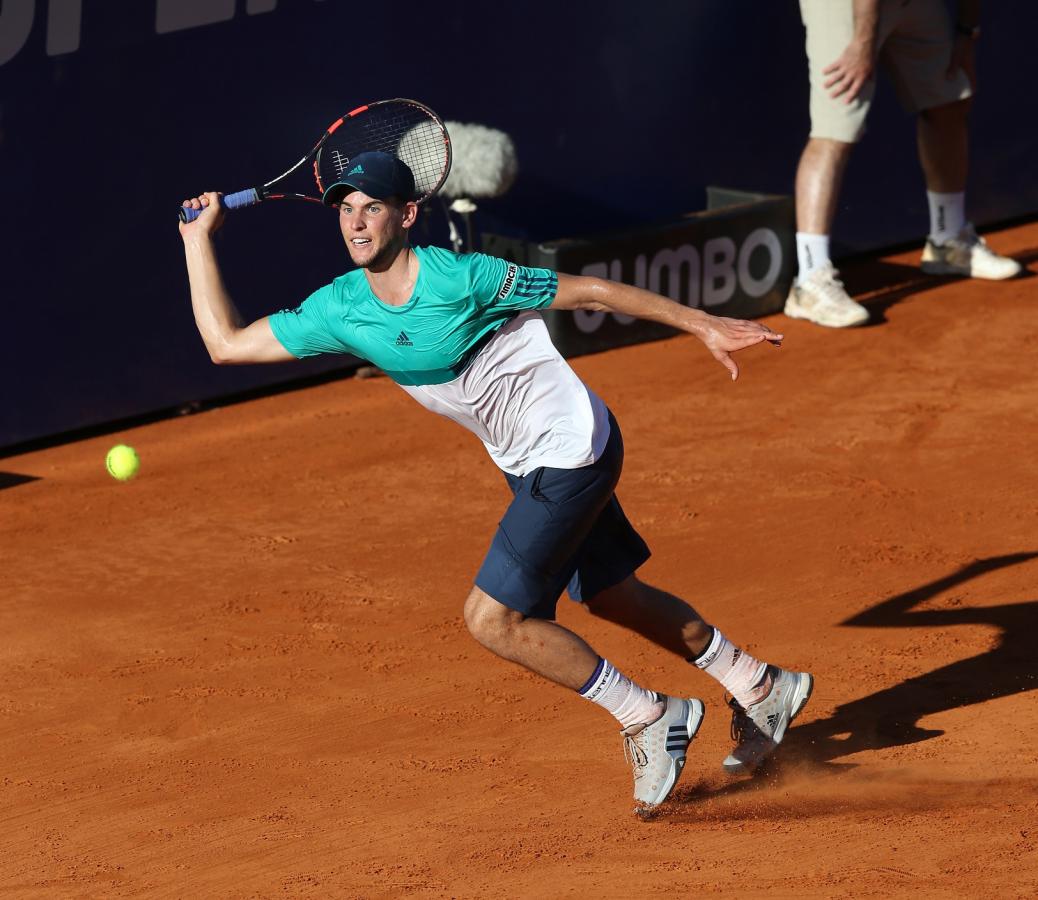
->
xmin=105 ymin=444 xmax=140 ymax=481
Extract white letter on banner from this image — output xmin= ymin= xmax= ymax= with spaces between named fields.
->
xmin=575 ymin=262 xmax=607 ymax=333
xmin=156 ymin=0 xmax=235 ymax=34
xmin=649 ymin=246 xmax=700 ymax=307
xmin=0 ymin=0 xmax=34 ymax=66
xmin=46 ymin=0 xmax=81 ymax=55
xmin=738 ymin=228 xmax=782 ymax=298
xmin=703 ymin=237 xmax=736 ymax=307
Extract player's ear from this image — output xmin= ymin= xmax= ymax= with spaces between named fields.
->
xmin=400 ymin=200 xmax=419 ymax=230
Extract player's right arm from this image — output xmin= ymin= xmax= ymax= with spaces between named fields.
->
xmin=179 ymin=192 xmax=296 ymax=365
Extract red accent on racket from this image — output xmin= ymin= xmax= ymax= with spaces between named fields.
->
xmin=179 ymin=98 xmax=451 ymax=222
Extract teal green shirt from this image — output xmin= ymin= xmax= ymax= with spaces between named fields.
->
xmin=268 ymin=246 xmax=558 ymax=386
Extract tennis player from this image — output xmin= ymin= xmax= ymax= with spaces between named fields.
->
xmin=179 ymin=152 xmax=813 ymax=811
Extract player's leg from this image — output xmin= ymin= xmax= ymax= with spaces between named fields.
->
xmin=884 ymin=0 xmax=1020 ymax=278
xmin=463 ymin=584 xmax=601 ymax=690
xmin=467 ymin=413 xmax=703 ymax=809
xmin=583 ymin=575 xmax=812 ymax=774
xmin=786 ymin=0 xmax=873 ymax=327
xmin=553 ymin=422 xmax=811 ymax=777
xmin=584 ymin=576 xmax=704 ymax=654
xmin=465 ymin=586 xmax=703 ymax=811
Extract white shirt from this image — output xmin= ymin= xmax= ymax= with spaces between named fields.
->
xmin=399 ymin=311 xmax=610 ymax=476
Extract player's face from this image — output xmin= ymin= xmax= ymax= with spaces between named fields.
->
xmin=338 ymin=191 xmax=416 ymax=270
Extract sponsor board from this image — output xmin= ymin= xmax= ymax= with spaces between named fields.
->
xmin=483 ymin=190 xmax=794 ymax=358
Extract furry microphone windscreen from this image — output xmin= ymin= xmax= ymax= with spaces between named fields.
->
xmin=441 ymin=122 xmax=518 ymax=199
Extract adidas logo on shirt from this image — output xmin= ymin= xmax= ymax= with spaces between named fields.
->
xmin=395 ymin=331 xmax=413 ymax=346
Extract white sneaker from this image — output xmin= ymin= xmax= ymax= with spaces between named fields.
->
xmin=622 ymin=695 xmax=705 ymax=809
xmin=722 ymin=667 xmax=813 ymax=775
xmin=921 ymin=223 xmax=1022 ymax=280
xmin=784 ymin=262 xmax=869 ymax=328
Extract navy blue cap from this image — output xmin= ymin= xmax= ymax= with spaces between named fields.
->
xmin=321 ymin=151 xmax=417 ymax=205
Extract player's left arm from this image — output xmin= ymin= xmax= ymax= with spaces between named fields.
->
xmin=551 ymin=274 xmax=782 ymax=382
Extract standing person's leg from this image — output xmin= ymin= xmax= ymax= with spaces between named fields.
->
xmin=917 ymin=106 xmax=1018 ymax=278
xmin=786 ymin=0 xmax=874 ymax=328
xmin=583 ymin=576 xmax=813 ymax=774
xmin=918 ymin=99 xmax=970 ymax=198
xmin=794 ymin=137 xmax=854 ymax=278
xmin=883 ymin=0 xmax=1019 ymax=278
xmin=465 ymin=415 xmax=704 ymax=810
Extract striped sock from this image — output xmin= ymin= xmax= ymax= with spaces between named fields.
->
xmin=578 ymin=658 xmax=664 ymax=729
xmin=691 ymin=627 xmax=771 ymax=708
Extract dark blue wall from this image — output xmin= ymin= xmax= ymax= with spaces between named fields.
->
xmin=2 ymin=0 xmax=1036 ymax=448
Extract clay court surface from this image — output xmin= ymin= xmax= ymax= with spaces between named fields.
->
xmin=3 ymin=223 xmax=1037 ymax=898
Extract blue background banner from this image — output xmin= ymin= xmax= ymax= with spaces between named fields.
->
xmin=2 ymin=0 xmax=1036 ymax=449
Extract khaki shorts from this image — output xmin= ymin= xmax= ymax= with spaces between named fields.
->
xmin=801 ymin=0 xmax=973 ymax=143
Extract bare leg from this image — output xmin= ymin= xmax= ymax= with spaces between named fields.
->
xmin=796 ymin=137 xmax=855 ymax=234
xmin=463 ymin=586 xmax=600 ymax=690
xmin=917 ymin=98 xmax=970 ymax=193
xmin=582 ymin=575 xmax=713 ymax=659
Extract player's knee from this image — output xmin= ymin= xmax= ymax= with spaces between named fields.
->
xmin=463 ymin=587 xmax=524 ymax=652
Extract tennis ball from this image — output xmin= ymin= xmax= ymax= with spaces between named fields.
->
xmin=105 ymin=444 xmax=140 ymax=482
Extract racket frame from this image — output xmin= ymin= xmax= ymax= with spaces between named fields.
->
xmin=179 ymin=98 xmax=451 ymax=222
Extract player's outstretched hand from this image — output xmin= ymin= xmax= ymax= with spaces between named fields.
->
xmin=699 ymin=316 xmax=782 ymax=382
xmin=178 ymin=191 xmax=225 ymax=238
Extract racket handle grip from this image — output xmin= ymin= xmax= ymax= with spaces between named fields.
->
xmin=178 ymin=188 xmax=262 ymax=223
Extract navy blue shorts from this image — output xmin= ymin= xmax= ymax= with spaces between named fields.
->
xmin=474 ymin=413 xmax=651 ymax=620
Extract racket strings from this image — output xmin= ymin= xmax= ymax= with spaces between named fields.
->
xmin=318 ymin=101 xmax=450 ymax=202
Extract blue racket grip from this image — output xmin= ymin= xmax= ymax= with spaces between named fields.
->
xmin=178 ymin=188 xmax=261 ymax=223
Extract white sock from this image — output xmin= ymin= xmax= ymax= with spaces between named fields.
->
xmin=796 ymin=232 xmax=831 ymax=283
xmin=578 ymin=659 xmax=664 ymax=729
xmin=927 ymin=191 xmax=966 ymax=245
xmin=692 ymin=628 xmax=771 ymax=708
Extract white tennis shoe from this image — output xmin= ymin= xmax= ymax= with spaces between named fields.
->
xmin=722 ymin=666 xmax=813 ymax=775
xmin=921 ymin=223 xmax=1022 ymax=280
xmin=622 ymin=694 xmax=705 ymax=810
xmin=784 ymin=263 xmax=869 ymax=328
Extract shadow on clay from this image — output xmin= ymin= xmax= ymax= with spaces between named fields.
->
xmin=786 ymin=551 xmax=1038 ymax=765
xmin=659 ymin=552 xmax=1038 ymax=814
xmin=838 ymin=245 xmax=1036 ymax=327
xmin=0 ymin=471 xmax=40 ymax=491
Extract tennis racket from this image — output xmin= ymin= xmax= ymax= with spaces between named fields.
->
xmin=179 ymin=98 xmax=451 ymax=222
